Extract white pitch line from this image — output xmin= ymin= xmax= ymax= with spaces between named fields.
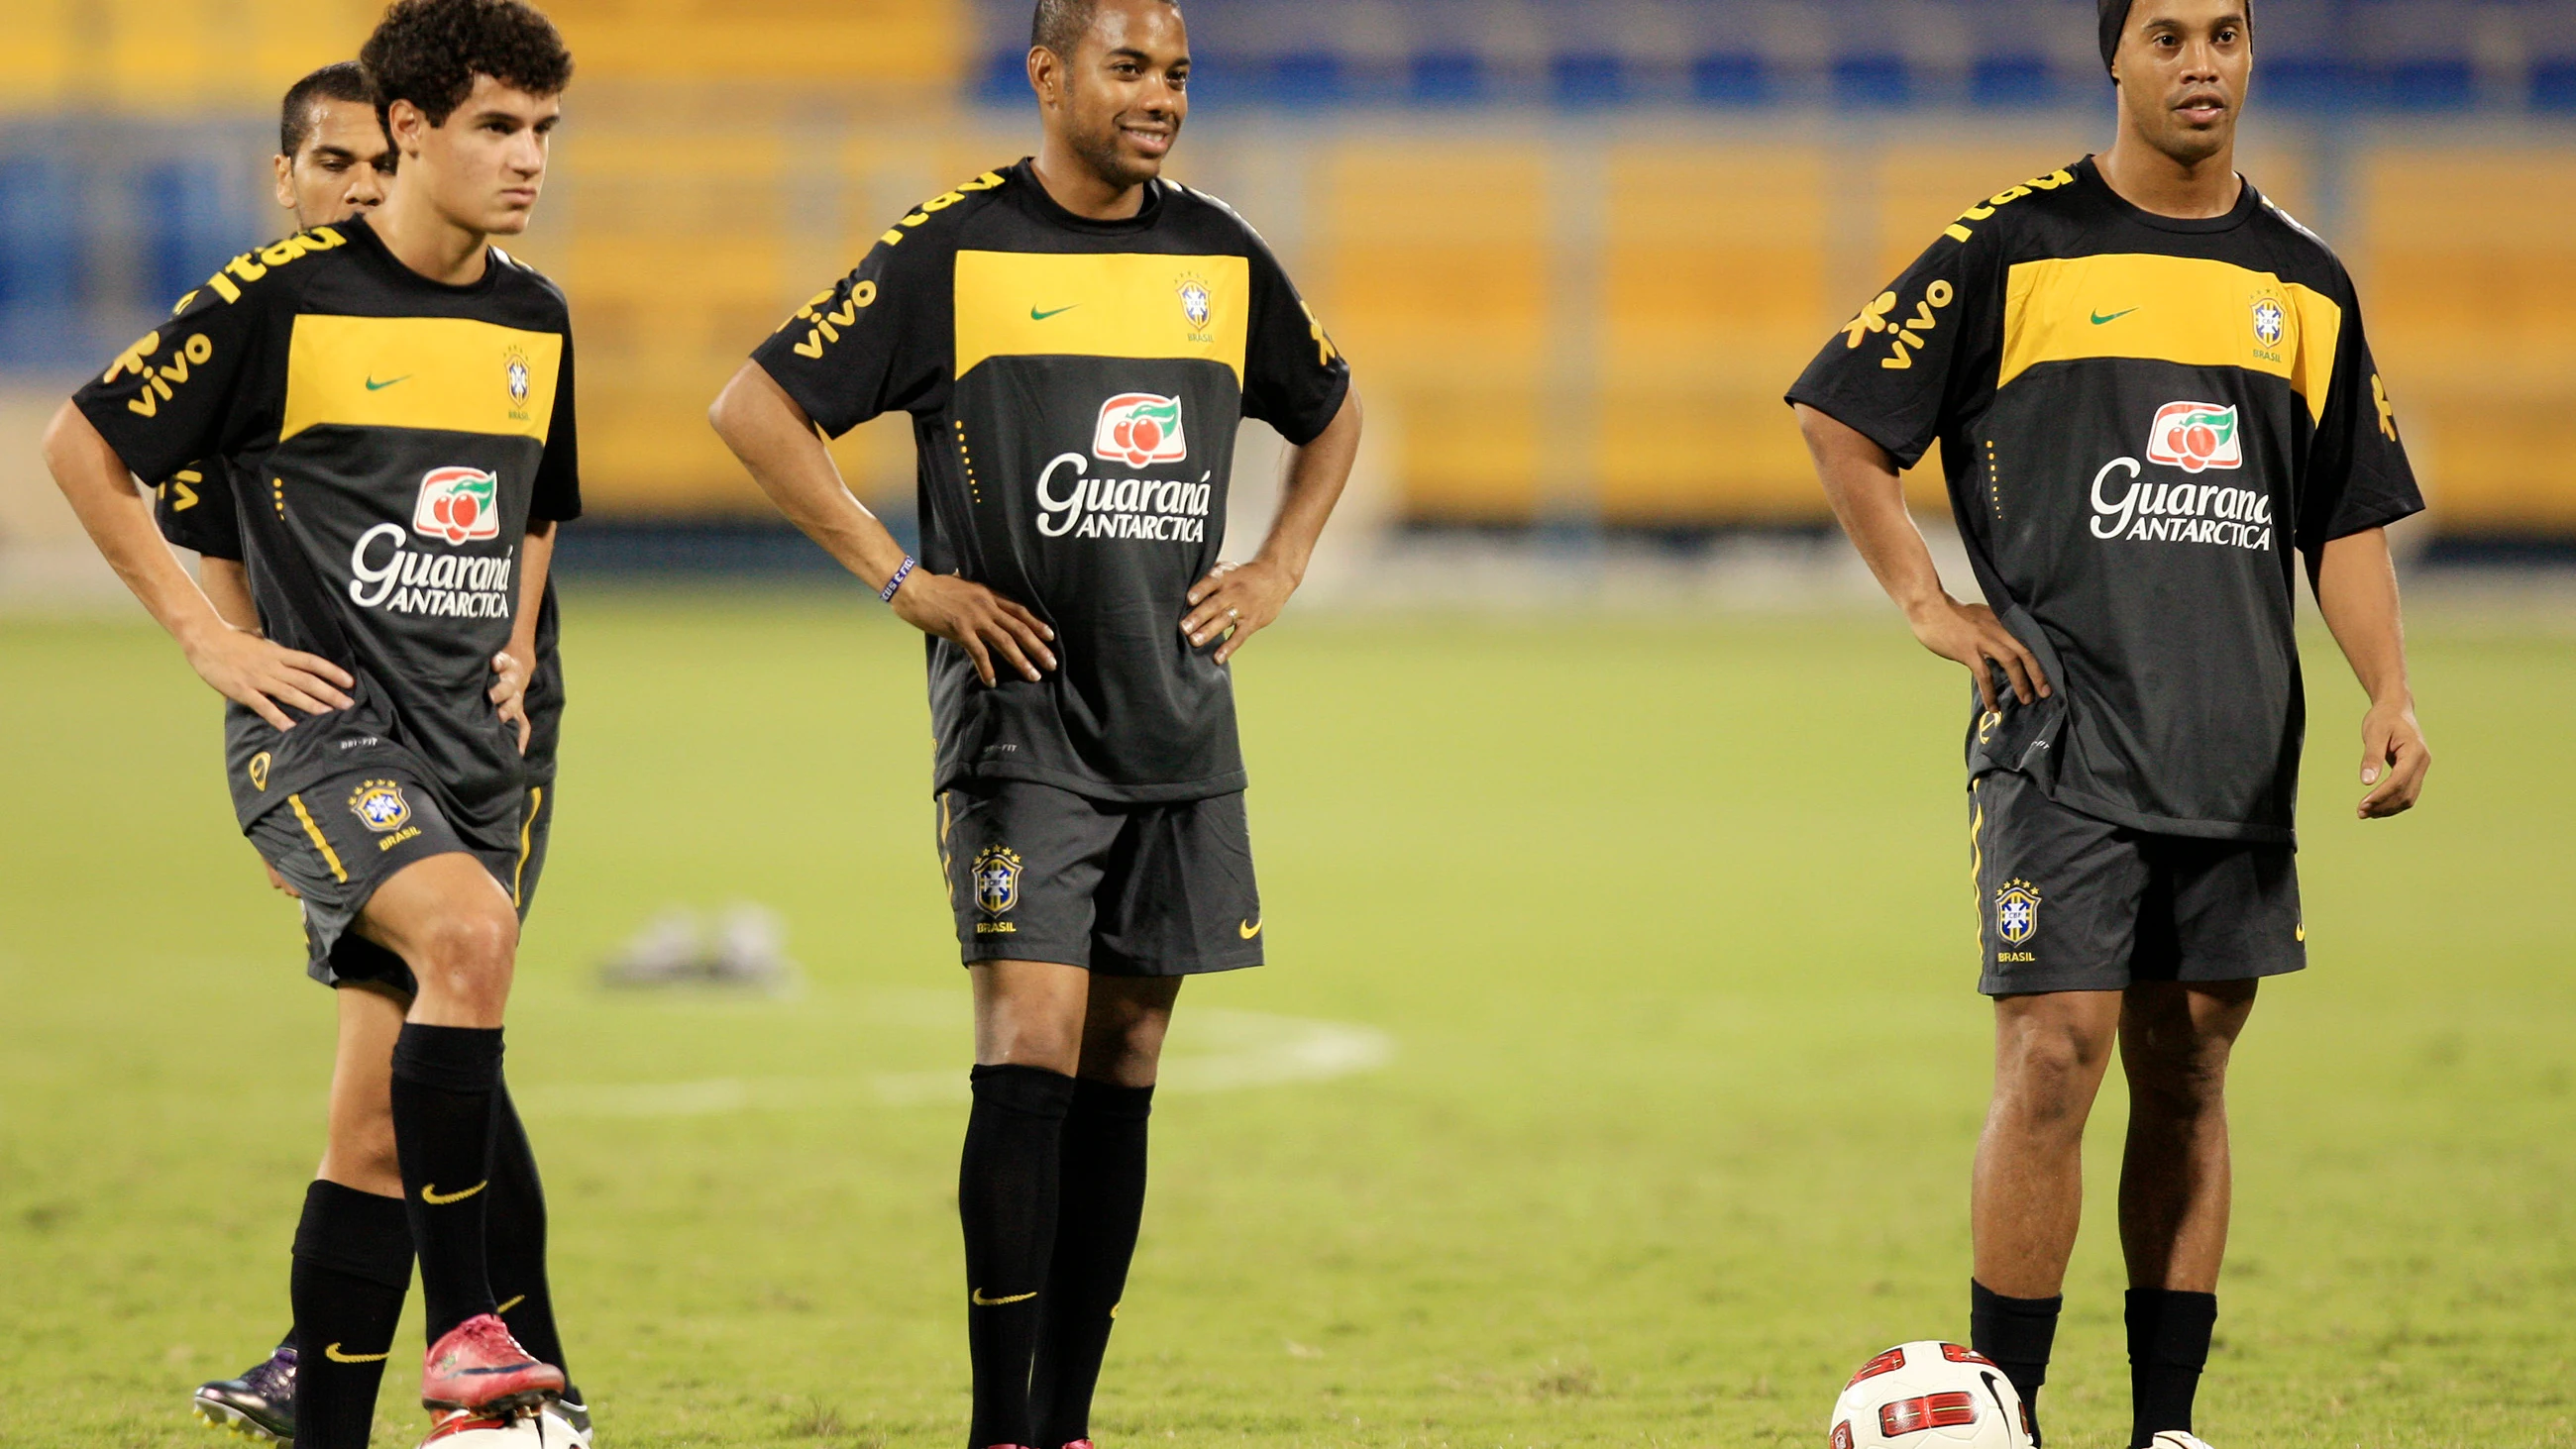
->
xmin=520 ymin=1009 xmax=1394 ymax=1118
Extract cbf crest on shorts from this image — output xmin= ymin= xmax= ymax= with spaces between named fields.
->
xmin=972 ymin=845 xmax=1022 ymax=916
xmin=1994 ymin=878 xmax=2042 ymax=946
xmin=348 ymin=778 xmax=413 ymax=833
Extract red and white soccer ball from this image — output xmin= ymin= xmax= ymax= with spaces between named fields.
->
xmin=417 ymin=1403 xmax=585 ymax=1447
xmin=1828 ymin=1341 xmax=2034 ymax=1449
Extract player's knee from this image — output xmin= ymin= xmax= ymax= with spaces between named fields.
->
xmin=1997 ymin=1024 xmax=2110 ymax=1121
xmin=340 ymin=1110 xmax=400 ymax=1182
xmin=2126 ymin=1038 xmax=2231 ymax=1114
xmin=411 ymin=906 xmax=519 ymax=999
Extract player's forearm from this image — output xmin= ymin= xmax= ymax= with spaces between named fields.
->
xmin=511 ymin=522 xmax=556 ymax=663
xmin=42 ymin=403 xmax=233 ymax=648
xmin=197 ymin=559 xmax=261 ymax=634
xmin=1795 ymin=403 xmax=1951 ymax=621
xmin=2313 ymin=528 xmax=2413 ymax=707
xmin=709 ymin=363 xmax=911 ymax=591
xmin=1255 ymin=387 xmax=1362 ymax=583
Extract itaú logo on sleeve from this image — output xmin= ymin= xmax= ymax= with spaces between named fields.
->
xmin=411 ymin=466 xmax=502 ymax=545
xmin=2144 ymin=401 xmax=2242 ymax=472
xmin=1092 ymin=393 xmax=1188 ymax=467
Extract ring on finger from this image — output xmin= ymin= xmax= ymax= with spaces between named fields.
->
xmin=1226 ymin=606 xmax=1239 ymax=621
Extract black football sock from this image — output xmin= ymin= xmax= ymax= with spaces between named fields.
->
xmin=276 ymin=1325 xmax=299 ymax=1354
xmin=485 ymin=1077 xmax=575 ymax=1395
xmin=1971 ymin=1280 xmax=2062 ymax=1447
xmin=959 ymin=1064 xmax=1077 ymax=1449
xmin=2127 ymin=1288 xmax=2217 ymax=1447
xmin=289 ymin=1180 xmax=414 ymax=1449
xmin=390 ymin=1023 xmax=504 ymax=1341
xmin=1031 ymin=1080 xmax=1153 ymax=1448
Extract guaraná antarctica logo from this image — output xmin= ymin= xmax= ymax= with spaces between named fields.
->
xmin=412 ymin=466 xmax=503 ymax=545
xmin=1093 ymin=392 xmax=1190 ymax=468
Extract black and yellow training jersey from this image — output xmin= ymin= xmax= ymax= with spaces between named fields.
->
xmin=1789 ymin=156 xmax=2421 ymax=843
xmin=75 ymin=216 xmax=580 ymax=841
xmin=149 ymin=447 xmax=570 ymax=786
xmin=755 ymin=158 xmax=1350 ymax=803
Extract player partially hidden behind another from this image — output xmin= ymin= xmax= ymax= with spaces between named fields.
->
xmin=709 ymin=2 xmax=1360 ymax=1445
xmin=44 ymin=2 xmax=586 ymax=1444
xmin=155 ymin=60 xmax=585 ymax=1449
xmin=1789 ymin=2 xmax=2427 ymax=1446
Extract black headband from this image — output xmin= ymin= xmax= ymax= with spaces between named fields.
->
xmin=2098 ymin=0 xmax=2131 ymax=71
xmin=2102 ymin=0 xmax=2253 ymax=73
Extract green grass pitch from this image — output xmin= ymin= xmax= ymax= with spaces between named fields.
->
xmin=3 ymin=594 xmax=2570 ymax=1448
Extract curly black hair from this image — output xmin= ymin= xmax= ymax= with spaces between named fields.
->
xmin=360 ymin=0 xmax=573 ymax=133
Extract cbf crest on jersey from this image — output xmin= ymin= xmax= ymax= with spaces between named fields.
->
xmin=1994 ymin=879 xmax=2042 ymax=947
xmin=503 ymin=343 xmax=534 ymax=422
xmin=973 ymin=845 xmax=1022 ymax=916
xmin=349 ymin=778 xmax=413 ymax=833
xmin=2251 ymin=296 xmax=2287 ymax=350
xmin=1177 ymin=271 xmax=1214 ymax=338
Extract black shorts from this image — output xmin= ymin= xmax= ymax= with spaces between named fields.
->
xmin=244 ymin=768 xmax=555 ymax=993
xmin=937 ymin=779 xmax=1262 ymax=978
xmin=1970 ymin=769 xmax=2304 ymax=996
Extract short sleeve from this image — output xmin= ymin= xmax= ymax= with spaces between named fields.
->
xmin=532 ymin=331 xmax=581 ymax=524
xmin=72 ymin=274 xmax=272 ymax=488
xmin=2297 ymin=282 xmax=2423 ymax=553
xmin=152 ymin=460 xmax=244 ymax=560
xmin=1784 ymin=227 xmax=1990 ymax=469
xmin=752 ymin=230 xmax=951 ymax=438
xmin=1239 ymin=232 xmax=1350 ymax=446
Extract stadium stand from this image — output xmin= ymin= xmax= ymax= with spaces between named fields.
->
xmin=4 ymin=0 xmax=2574 ymax=541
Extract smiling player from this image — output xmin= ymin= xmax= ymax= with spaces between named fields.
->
xmin=1789 ymin=2 xmax=2427 ymax=1446
xmin=44 ymin=1 xmax=586 ymax=1442
xmin=708 ymin=2 xmax=1359 ymax=1445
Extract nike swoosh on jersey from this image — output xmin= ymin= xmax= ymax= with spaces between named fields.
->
xmin=971 ymin=1288 xmax=1038 ymax=1306
xmin=364 ymin=374 xmax=411 ymax=390
xmin=2089 ymin=308 xmax=2138 ymax=325
xmin=1029 ymin=305 xmax=1079 ymax=321
xmin=1238 ymin=918 xmax=1262 ymax=939
xmin=421 ymin=1181 xmax=486 ymax=1205
xmin=324 ymin=1343 xmax=392 ymax=1363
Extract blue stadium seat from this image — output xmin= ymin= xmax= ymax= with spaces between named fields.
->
xmin=1831 ymin=54 xmax=1913 ymax=109
xmin=1971 ymin=54 xmax=2060 ymax=108
xmin=1552 ymin=52 xmax=1627 ymax=108
xmin=1267 ymin=52 xmax=1348 ymax=105
xmin=137 ymin=159 xmax=252 ymax=312
xmin=0 ymin=153 xmax=82 ymax=366
xmin=2530 ymin=58 xmax=2576 ymax=113
xmin=2387 ymin=58 xmax=2475 ymax=112
xmin=2261 ymin=57 xmax=2368 ymax=111
xmin=1689 ymin=52 xmax=1770 ymax=106
xmin=1410 ymin=51 xmax=1486 ymax=105
xmin=978 ymin=48 xmax=1025 ymax=105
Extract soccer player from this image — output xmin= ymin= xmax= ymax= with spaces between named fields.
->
xmin=156 ymin=61 xmax=586 ymax=1449
xmin=1788 ymin=2 xmax=2428 ymax=1445
xmin=707 ymin=1 xmax=1360 ymax=1444
xmin=42 ymin=0 xmax=586 ymax=1441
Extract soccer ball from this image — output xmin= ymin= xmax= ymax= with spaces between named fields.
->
xmin=1827 ymin=1341 xmax=2033 ymax=1449
xmin=417 ymin=1405 xmax=581 ymax=1446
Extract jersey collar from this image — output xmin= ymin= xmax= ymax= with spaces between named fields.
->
xmin=2077 ymin=155 xmax=2262 ymax=235
xmin=343 ymin=214 xmax=507 ymax=296
xmin=1008 ymin=156 xmax=1168 ymax=235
